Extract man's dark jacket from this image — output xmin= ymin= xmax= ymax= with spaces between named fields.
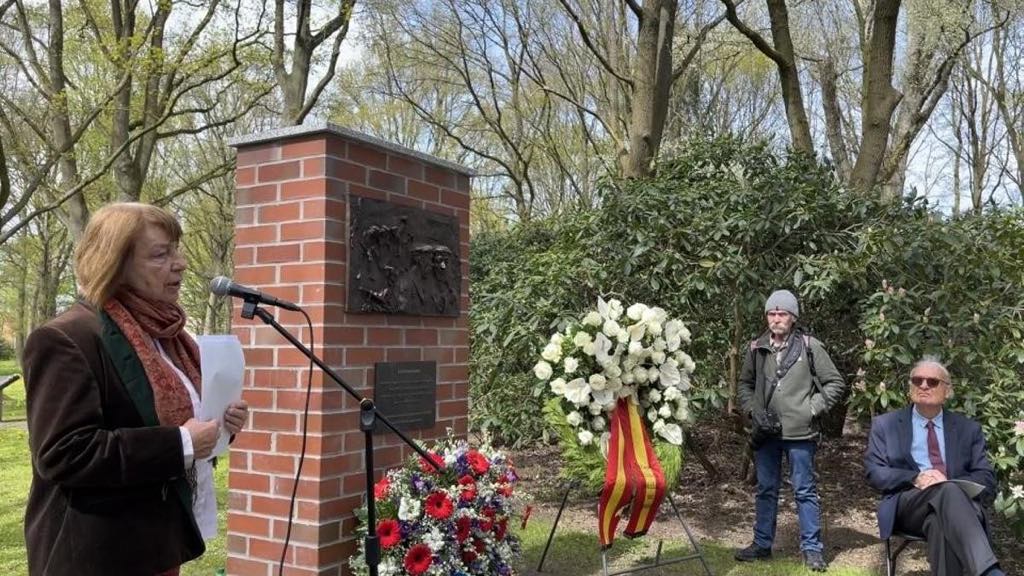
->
xmin=864 ymin=406 xmax=997 ymax=539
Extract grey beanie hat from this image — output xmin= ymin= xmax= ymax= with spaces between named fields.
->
xmin=765 ymin=289 xmax=799 ymax=318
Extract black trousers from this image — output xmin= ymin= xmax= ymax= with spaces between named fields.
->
xmin=894 ymin=483 xmax=998 ymax=576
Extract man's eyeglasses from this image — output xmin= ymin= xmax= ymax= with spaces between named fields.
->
xmin=909 ymin=376 xmax=947 ymax=389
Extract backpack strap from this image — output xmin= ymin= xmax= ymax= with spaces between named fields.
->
xmin=803 ymin=333 xmax=820 ymax=392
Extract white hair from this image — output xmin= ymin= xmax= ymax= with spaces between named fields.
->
xmin=911 ymin=355 xmax=951 ymax=384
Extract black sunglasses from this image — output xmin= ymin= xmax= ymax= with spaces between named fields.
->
xmin=909 ymin=376 xmax=947 ymax=389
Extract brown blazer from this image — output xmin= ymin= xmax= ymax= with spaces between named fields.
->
xmin=22 ymin=302 xmax=204 ymax=575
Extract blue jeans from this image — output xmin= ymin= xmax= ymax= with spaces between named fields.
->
xmin=753 ymin=438 xmax=823 ymax=552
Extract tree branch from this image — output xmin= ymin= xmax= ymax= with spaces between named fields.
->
xmin=556 ymin=0 xmax=634 ymax=87
xmin=719 ymin=0 xmax=785 ymax=67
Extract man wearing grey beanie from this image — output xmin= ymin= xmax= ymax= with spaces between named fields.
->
xmin=734 ymin=289 xmax=847 ymax=571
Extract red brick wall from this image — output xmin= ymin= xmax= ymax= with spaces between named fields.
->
xmin=228 ymin=129 xmax=470 ymax=576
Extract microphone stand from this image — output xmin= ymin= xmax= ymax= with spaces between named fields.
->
xmin=241 ymin=299 xmax=443 ymax=576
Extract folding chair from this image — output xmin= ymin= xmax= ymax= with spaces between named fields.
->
xmin=884 ymin=532 xmax=925 ymax=576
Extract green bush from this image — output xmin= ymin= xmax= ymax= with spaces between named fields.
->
xmin=851 ymin=210 xmax=1024 ymax=535
xmin=470 ymin=137 xmax=893 ymax=444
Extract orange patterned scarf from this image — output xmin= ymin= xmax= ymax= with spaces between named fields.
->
xmin=104 ymin=289 xmax=202 ymax=426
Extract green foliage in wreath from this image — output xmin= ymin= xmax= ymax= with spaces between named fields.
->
xmin=543 ymin=397 xmax=683 ymax=495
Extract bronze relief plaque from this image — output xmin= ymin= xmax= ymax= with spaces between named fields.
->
xmin=348 ymin=196 xmax=461 ymax=316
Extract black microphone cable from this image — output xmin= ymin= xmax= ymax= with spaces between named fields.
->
xmin=278 ymin=307 xmax=315 ymax=576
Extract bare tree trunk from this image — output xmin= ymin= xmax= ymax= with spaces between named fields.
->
xmin=274 ymin=0 xmax=356 ymax=125
xmin=819 ymin=57 xmax=851 ymax=180
xmin=722 ymin=0 xmax=814 ymax=155
xmin=621 ymin=0 xmax=678 ymax=178
xmin=47 ymin=0 xmax=88 ymax=239
xmin=849 ymin=0 xmax=903 ymax=194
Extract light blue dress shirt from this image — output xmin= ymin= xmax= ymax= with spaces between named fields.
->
xmin=910 ymin=406 xmax=946 ymax=472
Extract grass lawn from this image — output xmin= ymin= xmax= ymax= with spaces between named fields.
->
xmin=1 ymin=426 xmax=877 ymax=576
xmin=0 ymin=359 xmax=25 ymax=421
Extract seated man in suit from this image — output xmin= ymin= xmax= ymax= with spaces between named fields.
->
xmin=864 ymin=357 xmax=1005 ymax=576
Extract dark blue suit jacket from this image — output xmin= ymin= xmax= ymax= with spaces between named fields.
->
xmin=864 ymin=406 xmax=997 ymax=539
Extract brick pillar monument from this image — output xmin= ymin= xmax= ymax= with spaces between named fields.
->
xmin=226 ymin=123 xmax=471 ymax=575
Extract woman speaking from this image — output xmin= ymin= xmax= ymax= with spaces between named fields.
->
xmin=22 ymin=202 xmax=248 ymax=575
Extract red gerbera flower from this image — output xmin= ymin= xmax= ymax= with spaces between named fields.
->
xmin=460 ymin=486 xmax=477 ymax=502
xmin=458 ymin=474 xmax=476 ymax=487
xmin=425 ymin=491 xmax=454 ymax=520
xmin=456 ymin=516 xmax=472 ymax=542
xmin=480 ymin=519 xmax=493 ymax=533
xmin=404 ymin=543 xmax=433 ymax=575
xmin=376 ymin=518 xmax=401 ymax=549
xmin=374 ymin=477 xmax=390 ymax=501
xmin=461 ymin=548 xmax=478 ymax=564
xmin=494 ymin=518 xmax=508 ymax=541
xmin=419 ymin=452 xmax=445 ymax=473
xmin=466 ymin=450 xmax=490 ymax=476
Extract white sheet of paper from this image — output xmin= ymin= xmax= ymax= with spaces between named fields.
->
xmin=197 ymin=335 xmax=245 ymax=459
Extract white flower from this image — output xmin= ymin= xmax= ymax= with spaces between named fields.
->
xmin=628 ymin=341 xmax=644 ymax=356
xmin=651 ymin=351 xmax=666 ymax=364
xmin=663 ymin=386 xmax=681 ymax=401
xmin=653 ymin=338 xmax=667 ymax=352
xmin=616 ymin=329 xmax=630 ymax=344
xmin=603 ymin=364 xmax=622 ymax=379
xmin=622 ymin=371 xmax=635 ymax=385
xmin=653 ymin=418 xmax=666 ymax=433
xmin=592 ymin=388 xmax=615 ymax=408
xmin=602 ymin=317 xmax=618 ymax=336
xmin=605 ymin=378 xmax=623 ymax=393
xmin=647 ymin=322 xmax=663 ymax=336
xmin=647 ymin=367 xmax=660 ymax=383
xmin=594 ymin=333 xmax=613 ymax=364
xmin=542 ymin=343 xmax=562 ymax=363
xmin=566 ymin=411 xmax=583 ymax=427
xmin=583 ymin=311 xmax=603 ymax=326
xmin=578 ymin=430 xmax=595 ymax=445
xmin=628 ymin=322 xmax=647 ymax=342
xmin=627 ymin=303 xmax=648 ymax=321
xmin=648 ymin=389 xmax=662 ymax=403
xmin=573 ymin=331 xmax=593 ymax=347
xmin=425 ymin=526 xmax=446 ymax=551
xmin=549 ymin=377 xmax=567 ymax=396
xmin=656 ymin=422 xmax=683 ymax=445
xmin=564 ymin=357 xmax=580 ymax=374
xmin=1011 ymin=485 xmax=1024 ymax=500
xmin=675 ymin=352 xmax=696 ymax=373
xmin=564 ymin=378 xmax=592 ymax=406
xmin=674 ymin=402 xmax=691 ymax=422
xmin=550 ymin=333 xmax=565 ymax=346
xmin=588 ymin=402 xmax=603 ymax=415
xmin=632 ymin=366 xmax=649 ymax=383
xmin=592 ymin=416 xmax=606 ymax=431
xmin=534 ymin=360 xmax=553 ymax=381
xmin=664 ymin=319 xmax=682 ymax=339
xmin=583 ymin=342 xmax=597 ymax=356
xmin=666 ymin=336 xmax=681 ymax=352
xmin=398 ymin=497 xmax=421 ymax=521
xmin=599 ymin=432 xmax=611 ymax=458
xmin=378 ymin=558 xmax=400 ymax=576
xmin=678 ymin=325 xmax=691 ymax=343
xmin=589 ymin=373 xmax=607 ymax=390
xmin=658 ymin=404 xmax=672 ymax=418
xmin=659 ymin=359 xmax=681 ymax=388
xmin=607 ymin=299 xmax=624 ymax=320
xmin=647 ymin=408 xmax=658 ymax=423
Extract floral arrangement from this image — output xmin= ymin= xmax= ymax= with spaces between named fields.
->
xmin=534 ymin=297 xmax=696 ymax=451
xmin=350 ymin=435 xmax=526 ymax=576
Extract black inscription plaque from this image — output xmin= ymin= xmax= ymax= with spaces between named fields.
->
xmin=348 ymin=195 xmax=461 ymax=317
xmin=373 ymin=361 xmax=437 ymax=433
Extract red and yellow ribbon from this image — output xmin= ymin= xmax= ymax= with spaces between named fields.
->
xmin=597 ymin=398 xmax=667 ymax=548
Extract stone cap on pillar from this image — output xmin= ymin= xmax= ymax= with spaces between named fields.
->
xmin=227 ymin=121 xmax=475 ymax=177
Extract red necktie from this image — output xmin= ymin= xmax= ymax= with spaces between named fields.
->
xmin=926 ymin=420 xmax=946 ymax=475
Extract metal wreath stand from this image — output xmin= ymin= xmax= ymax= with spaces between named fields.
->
xmin=536 ymin=479 xmax=713 ymax=576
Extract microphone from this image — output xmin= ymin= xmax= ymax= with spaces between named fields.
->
xmin=210 ymin=276 xmax=302 ymax=312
